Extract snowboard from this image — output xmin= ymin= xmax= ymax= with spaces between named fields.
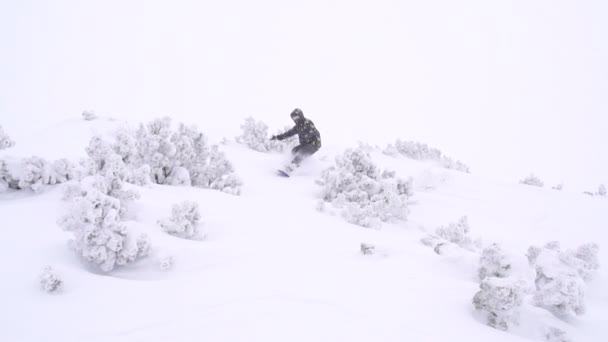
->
xmin=276 ymin=169 xmax=290 ymax=177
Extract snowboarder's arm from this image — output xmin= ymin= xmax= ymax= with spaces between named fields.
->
xmin=276 ymin=126 xmax=297 ymax=140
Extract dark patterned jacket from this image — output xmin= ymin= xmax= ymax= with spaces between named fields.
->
xmin=277 ymin=117 xmax=321 ymax=147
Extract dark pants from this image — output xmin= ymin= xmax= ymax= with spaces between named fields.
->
xmin=291 ymin=141 xmax=321 ymax=166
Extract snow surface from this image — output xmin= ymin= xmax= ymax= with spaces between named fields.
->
xmin=0 ymin=117 xmax=606 ymax=342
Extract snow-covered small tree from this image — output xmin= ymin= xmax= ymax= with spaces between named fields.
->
xmin=360 ymin=243 xmax=375 ymax=255
xmin=473 ymin=277 xmax=527 ymax=331
xmin=235 ymin=117 xmax=272 ymax=152
xmin=435 ymin=216 xmax=474 ymax=250
xmin=0 ymin=159 xmax=14 ymax=192
xmin=16 ymin=156 xmax=76 ymax=192
xmin=529 ymin=243 xmax=590 ymax=317
xmin=0 ymin=125 xmax=15 ymax=150
xmin=158 ymin=201 xmax=203 ymax=240
xmin=39 ymin=266 xmax=63 ymax=293
xmin=59 ymin=175 xmax=149 ymax=272
xmin=519 ymin=174 xmax=544 ymax=187
xmin=195 ymin=145 xmax=242 ymax=195
xmin=159 ymin=255 xmax=175 ymax=271
xmin=112 ymin=129 xmax=138 ymax=165
xmin=318 ymin=148 xmax=412 ymax=228
xmin=597 ymin=184 xmax=606 ymax=197
xmin=383 ymin=139 xmax=470 ymax=173
xmin=552 ymin=183 xmax=563 ymax=191
xmin=235 ymin=117 xmax=297 ymax=153
xmin=135 ymin=117 xmax=177 ymax=184
xmin=82 ymin=110 xmax=98 ymax=121
xmin=544 ymin=327 xmax=571 ymax=342
xmin=479 ymin=243 xmax=512 ymax=281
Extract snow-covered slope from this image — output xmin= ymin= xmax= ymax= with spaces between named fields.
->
xmin=0 ymin=118 xmax=606 ymax=342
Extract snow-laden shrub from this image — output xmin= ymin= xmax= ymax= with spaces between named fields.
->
xmin=318 ymin=148 xmax=412 ymax=228
xmin=135 ymin=117 xmax=178 ymax=184
xmin=473 ymin=277 xmax=527 ymax=331
xmin=360 ymin=243 xmax=375 ymax=255
xmin=112 ymin=129 xmax=139 ymax=165
xmin=528 ymin=242 xmax=598 ymax=317
xmin=435 ymin=216 xmax=474 ymax=250
xmin=16 ymin=156 xmax=77 ymax=192
xmin=39 ymin=266 xmax=63 ymax=293
xmin=597 ymin=184 xmax=606 ymax=197
xmin=82 ymin=110 xmax=98 ymax=121
xmin=383 ymin=139 xmax=470 ymax=173
xmin=544 ymin=327 xmax=571 ymax=342
xmin=134 ymin=118 xmax=241 ymax=194
xmin=0 ymin=125 xmax=15 ymax=150
xmin=479 ymin=243 xmax=512 ymax=281
xmin=0 ymin=160 xmax=14 ymax=192
xmin=159 ymin=255 xmax=175 ymax=271
xmin=158 ymin=201 xmax=203 ymax=240
xmin=519 ymin=174 xmax=544 ymax=187
xmin=192 ymin=145 xmax=242 ymax=195
xmin=59 ymin=175 xmax=150 ymax=272
xmin=235 ymin=117 xmax=297 ymax=153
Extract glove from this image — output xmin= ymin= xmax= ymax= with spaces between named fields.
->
xmin=270 ymin=135 xmax=278 ymax=141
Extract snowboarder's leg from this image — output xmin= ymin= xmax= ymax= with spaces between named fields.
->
xmin=290 ymin=143 xmax=319 ymax=166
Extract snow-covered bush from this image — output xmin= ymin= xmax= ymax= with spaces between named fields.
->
xmin=0 ymin=160 xmax=14 ymax=192
xmin=435 ymin=216 xmax=474 ymax=250
xmin=159 ymin=255 xmax=175 ymax=271
xmin=552 ymin=183 xmax=563 ymax=191
xmin=59 ymin=175 xmax=149 ymax=272
xmin=134 ymin=118 xmax=241 ymax=194
xmin=473 ymin=277 xmax=527 ymax=331
xmin=318 ymin=148 xmax=412 ymax=228
xmin=39 ymin=266 xmax=63 ymax=293
xmin=192 ymin=145 xmax=242 ymax=195
xmin=17 ymin=156 xmax=77 ymax=192
xmin=519 ymin=174 xmax=544 ymax=187
xmin=158 ymin=201 xmax=203 ymax=240
xmin=383 ymin=139 xmax=470 ymax=173
xmin=597 ymin=184 xmax=606 ymax=197
xmin=235 ymin=117 xmax=297 ymax=153
xmin=82 ymin=110 xmax=98 ymax=121
xmin=360 ymin=243 xmax=375 ymax=255
xmin=0 ymin=125 xmax=15 ymax=150
xmin=479 ymin=243 xmax=512 ymax=281
xmin=527 ymin=242 xmax=598 ymax=317
xmin=544 ymin=327 xmax=571 ymax=342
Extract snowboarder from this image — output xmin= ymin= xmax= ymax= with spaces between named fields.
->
xmin=271 ymin=108 xmax=321 ymax=175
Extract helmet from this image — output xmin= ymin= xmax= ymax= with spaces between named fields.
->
xmin=290 ymin=108 xmax=303 ymax=119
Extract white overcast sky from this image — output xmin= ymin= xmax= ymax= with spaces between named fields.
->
xmin=1 ymin=0 xmax=607 ymax=191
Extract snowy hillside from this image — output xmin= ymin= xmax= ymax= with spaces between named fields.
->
xmin=0 ymin=117 xmax=606 ymax=342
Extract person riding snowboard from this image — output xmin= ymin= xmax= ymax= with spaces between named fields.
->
xmin=271 ymin=108 xmax=321 ymax=174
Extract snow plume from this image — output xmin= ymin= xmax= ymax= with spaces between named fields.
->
xmin=158 ymin=201 xmax=203 ymax=240
xmin=0 ymin=125 xmax=15 ymax=150
xmin=383 ymin=139 xmax=470 ymax=173
xmin=519 ymin=174 xmax=544 ymax=187
xmin=318 ymin=148 xmax=412 ymax=228
xmin=527 ymin=242 xmax=600 ymax=317
xmin=235 ymin=117 xmax=297 ymax=153
xmin=59 ymin=175 xmax=150 ymax=272
xmin=473 ymin=277 xmax=527 ymax=331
